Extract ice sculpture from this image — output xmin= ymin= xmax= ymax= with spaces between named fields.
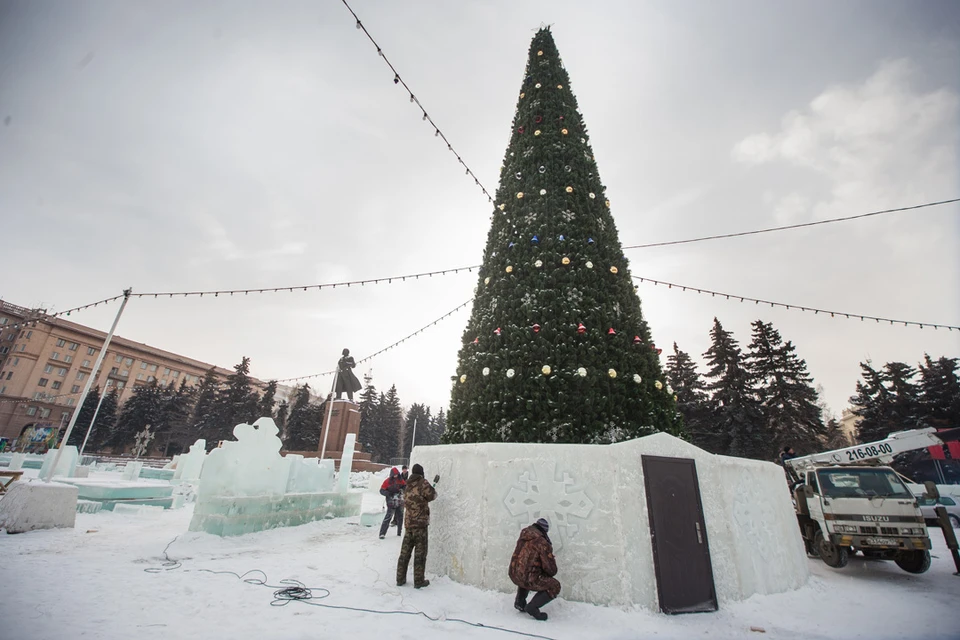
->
xmin=121 ymin=461 xmax=143 ymax=480
xmin=173 ymin=440 xmax=207 ymax=482
xmin=39 ymin=446 xmax=79 ymax=480
xmin=413 ymin=432 xmax=809 ymax=610
xmin=188 ymin=417 xmax=361 ymax=536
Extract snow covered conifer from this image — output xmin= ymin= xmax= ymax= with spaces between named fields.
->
xmin=445 ymin=28 xmax=678 ymax=444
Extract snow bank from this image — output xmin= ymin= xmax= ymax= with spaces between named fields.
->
xmin=412 ymin=433 xmax=808 ymax=610
xmin=0 ymin=480 xmax=78 ymax=533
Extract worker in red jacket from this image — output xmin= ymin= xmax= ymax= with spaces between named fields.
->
xmin=379 ymin=467 xmax=405 ymax=539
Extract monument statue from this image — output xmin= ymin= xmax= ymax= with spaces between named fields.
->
xmin=335 ymin=348 xmax=362 ymax=401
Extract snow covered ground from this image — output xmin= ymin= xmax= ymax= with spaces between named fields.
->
xmin=1 ymin=479 xmax=959 ymax=640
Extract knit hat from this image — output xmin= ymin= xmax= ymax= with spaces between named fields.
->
xmin=535 ymin=518 xmax=549 ymax=533
xmin=412 ymin=464 xmax=424 ymax=476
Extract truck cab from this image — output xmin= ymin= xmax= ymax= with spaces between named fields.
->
xmin=794 ymin=465 xmax=931 ymax=573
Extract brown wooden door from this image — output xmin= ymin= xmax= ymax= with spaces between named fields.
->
xmin=642 ymin=455 xmax=718 ymax=614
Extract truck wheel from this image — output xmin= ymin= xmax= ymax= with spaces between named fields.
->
xmin=894 ymin=550 xmax=931 ymax=574
xmin=950 ymin=514 xmax=959 ymax=529
xmin=814 ymin=531 xmax=848 ymax=568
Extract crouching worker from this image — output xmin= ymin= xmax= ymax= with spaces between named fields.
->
xmin=509 ymin=518 xmax=560 ymax=621
xmin=396 ymin=464 xmax=437 ymax=588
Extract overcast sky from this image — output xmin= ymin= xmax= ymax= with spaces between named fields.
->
xmin=1 ymin=0 xmax=958 ymax=421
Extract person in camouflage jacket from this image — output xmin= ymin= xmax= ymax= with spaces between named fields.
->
xmin=396 ymin=464 xmax=437 ymax=588
xmin=509 ymin=518 xmax=560 ymax=621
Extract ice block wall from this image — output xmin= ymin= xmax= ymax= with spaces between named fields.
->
xmin=413 ymin=433 xmax=808 ymax=610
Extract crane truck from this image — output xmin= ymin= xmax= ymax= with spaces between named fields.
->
xmin=784 ymin=426 xmax=960 ymax=573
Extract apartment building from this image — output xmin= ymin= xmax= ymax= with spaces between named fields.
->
xmin=0 ymin=299 xmax=258 ymax=445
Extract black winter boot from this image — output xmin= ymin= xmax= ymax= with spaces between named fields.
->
xmin=514 ymin=588 xmax=529 ymax=612
xmin=525 ymin=591 xmax=554 ymax=621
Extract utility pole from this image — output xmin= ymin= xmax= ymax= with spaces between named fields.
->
xmin=44 ymin=289 xmax=132 ymax=481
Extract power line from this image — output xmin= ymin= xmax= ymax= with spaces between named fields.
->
xmin=276 ymin=299 xmax=473 ymax=383
xmin=0 ymin=294 xmax=124 ymax=333
xmin=632 ymin=275 xmax=959 ymax=331
xmin=622 ymin=198 xmax=960 ymax=250
xmin=340 ymin=0 xmax=494 ymax=204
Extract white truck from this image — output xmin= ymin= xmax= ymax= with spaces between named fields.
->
xmin=785 ymin=427 xmax=960 ymax=573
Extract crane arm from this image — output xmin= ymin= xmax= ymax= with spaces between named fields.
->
xmin=785 ymin=426 xmax=960 ymax=471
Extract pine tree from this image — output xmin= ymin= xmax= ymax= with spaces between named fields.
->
xmin=284 ymin=384 xmax=322 ymax=451
xmin=851 ymin=361 xmax=921 ymax=443
xmin=106 ymin=381 xmax=166 ymax=451
xmin=665 ymin=343 xmax=708 ymax=445
xmin=917 ymin=355 xmax=960 ymax=430
xmin=401 ymin=403 xmax=432 ymax=459
xmin=702 ymin=318 xmax=765 ymax=458
xmin=371 ymin=385 xmax=403 ymax=464
xmin=84 ymin=388 xmax=119 ymax=453
xmin=275 ymin=400 xmax=289 ymax=440
xmin=357 ymin=377 xmax=380 ymax=457
xmin=210 ymin=357 xmax=260 ymax=444
xmin=156 ymin=379 xmax=197 ymax=455
xmin=191 ymin=367 xmax=221 ymax=447
xmin=444 ymin=28 xmax=678 ymax=445
xmin=745 ymin=320 xmax=825 ymax=459
xmin=431 ymin=408 xmax=448 ymax=444
xmin=258 ymin=380 xmax=278 ymax=419
xmin=822 ymin=417 xmax=850 ymax=449
xmin=67 ymin=386 xmax=101 ymax=447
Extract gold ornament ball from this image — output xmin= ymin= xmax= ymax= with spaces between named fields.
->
xmin=610 ymin=266 xmax=619 ymax=274
xmin=565 ymin=186 xmax=573 ymax=193
xmin=557 ymin=84 xmax=563 ymax=89
xmin=520 ymin=92 xmax=525 ymax=99
xmin=534 ymin=259 xmax=543 ymax=268
xmin=633 ymin=374 xmax=642 ymax=383
xmin=534 ymin=130 xmax=541 ymax=136
xmin=482 ymin=367 xmax=490 ymax=376
xmin=517 ymin=192 xmax=524 ymax=199
xmin=605 ymin=200 xmax=611 ymax=208
xmin=535 ymin=83 xmax=542 ymax=89
xmin=589 ymin=192 xmax=596 ymax=199
xmin=655 ymin=380 xmax=663 ymax=390
xmin=541 ymin=365 xmax=552 ymax=376
xmin=498 ymin=203 xmax=506 ymax=211
xmin=505 ymin=265 xmax=513 ymax=273
xmin=460 ymin=374 xmax=467 ymax=383
xmin=561 ymin=128 xmax=568 ymax=135
xmin=581 ymin=137 xmax=586 ymax=143
xmin=562 ymin=256 xmax=571 ymax=265
xmin=577 ymin=367 xmax=587 ymax=377
xmin=674 ymin=394 xmax=678 ymax=402
xmin=537 ymin=50 xmax=543 ymax=56
xmin=506 ymin=368 xmax=515 ymax=378
xmin=539 ymin=188 xmax=547 ymax=195
xmin=585 ymin=261 xmax=593 ymax=269
xmin=484 ymin=277 xmax=490 ymax=285
xmin=608 ymin=368 xmax=617 ymax=379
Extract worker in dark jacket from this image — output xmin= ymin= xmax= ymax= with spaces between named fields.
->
xmin=509 ymin=518 xmax=560 ymax=621
xmin=379 ymin=467 xmax=405 ymax=539
xmin=396 ymin=464 xmax=437 ymax=588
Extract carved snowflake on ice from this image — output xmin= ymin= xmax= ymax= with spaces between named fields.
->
xmin=503 ymin=460 xmax=595 ymax=551
xmin=132 ymin=426 xmax=155 ymax=458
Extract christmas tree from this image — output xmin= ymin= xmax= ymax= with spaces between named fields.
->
xmin=444 ymin=28 xmax=679 ymax=444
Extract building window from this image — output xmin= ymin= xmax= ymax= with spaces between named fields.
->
xmin=44 ymin=364 xmax=54 ymax=374
xmin=64 ymin=355 xmax=73 ymax=364
xmin=38 ymin=378 xmax=49 ymax=387
xmin=0 ymin=346 xmax=7 ymax=354
xmin=106 ymin=379 xmax=114 ymax=387
xmin=87 ymin=347 xmax=96 ymax=356
xmin=52 ymin=381 xmax=62 ymax=390
xmin=76 ymin=372 xmax=86 ymax=381
xmin=120 ymin=370 xmax=128 ymax=378
xmin=51 ymin=352 xmax=61 ymax=360
xmin=82 ymin=360 xmax=91 ymax=368
xmin=68 ymin=342 xmax=79 ymax=351
xmin=147 ymin=375 xmax=155 ymax=382
xmin=115 ymin=354 xmax=123 ymax=363
xmin=140 ymin=362 xmax=148 ymax=370
xmin=5 ymin=371 xmax=11 ymax=380
xmin=124 ymin=357 xmax=133 ymax=367
xmin=57 ymin=368 xmax=67 ymax=377
xmin=164 ymin=367 xmax=171 ymax=376
xmin=110 ymin=367 xmax=119 ymax=375
xmin=26 ymin=406 xmax=37 ymax=416
xmin=148 ymin=364 xmax=158 ymax=373
xmin=0 ymin=317 xmax=6 ymax=324
xmin=117 ymin=381 xmax=125 ymax=389
xmin=18 ymin=344 xmax=25 ymax=352
xmin=172 ymin=370 xmax=180 ymax=378
xmin=33 ymin=392 xmax=44 ymax=400
xmin=0 ymin=386 xmax=5 ymax=395
xmin=11 ymin=357 xmax=17 ymax=366
xmin=26 ymin=330 xmax=33 ymax=339
xmin=61 ymin=411 xmax=70 ymax=422
xmin=136 ymin=373 xmax=145 ymax=381
xmin=71 ymin=385 xmax=81 ymax=393
xmin=66 ymin=398 xmax=75 ymax=406
xmin=40 ymin=408 xmax=51 ymax=418
xmin=56 ymin=338 xmax=66 ymax=347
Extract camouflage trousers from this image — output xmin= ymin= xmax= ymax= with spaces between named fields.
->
xmin=396 ymin=527 xmax=429 ymax=586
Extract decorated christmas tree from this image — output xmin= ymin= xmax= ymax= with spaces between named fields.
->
xmin=444 ymin=28 xmax=680 ymax=444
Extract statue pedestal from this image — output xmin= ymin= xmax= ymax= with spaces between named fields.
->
xmin=319 ymin=400 xmax=361 ymax=459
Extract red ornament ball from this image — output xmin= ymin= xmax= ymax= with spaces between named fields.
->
xmin=577 ymin=323 xmax=586 ymax=335
xmin=607 ymin=327 xmax=616 ymax=336
xmin=532 ymin=323 xmax=541 ymax=333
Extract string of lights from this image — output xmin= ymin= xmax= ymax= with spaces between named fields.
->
xmin=276 ymin=299 xmax=473 ymax=384
xmin=632 ymin=275 xmax=959 ymax=331
xmin=0 ymin=294 xmax=123 ymax=333
xmin=339 ymin=0 xmax=494 ymax=203
xmin=622 ymin=198 xmax=960 ymax=250
xmin=130 ymin=266 xmax=478 ymax=300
